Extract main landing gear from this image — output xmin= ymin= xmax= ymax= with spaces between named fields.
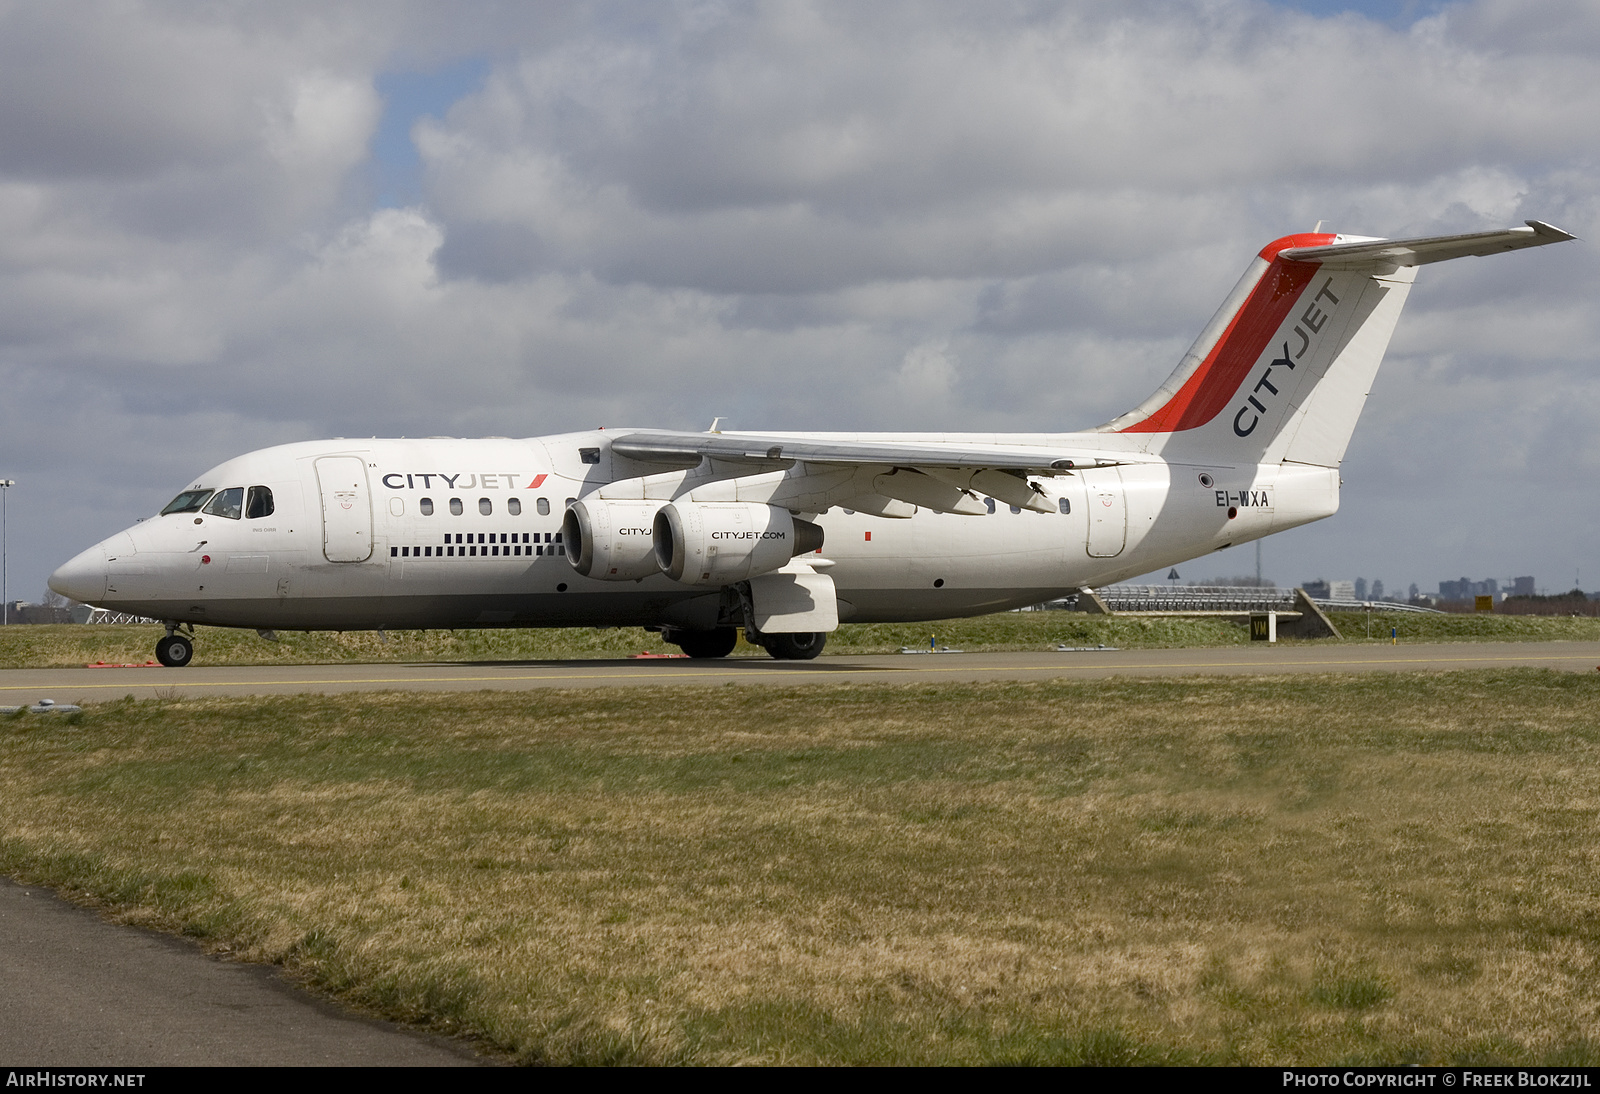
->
xmin=663 ymin=626 xmax=826 ymax=660
xmin=761 ymin=631 xmax=825 ymax=661
xmin=155 ymin=625 xmax=194 ymax=668
xmin=670 ymin=627 xmax=739 ymax=659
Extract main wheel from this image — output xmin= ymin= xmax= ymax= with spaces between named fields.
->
xmin=673 ymin=627 xmax=739 ymax=659
xmin=155 ymin=634 xmax=194 ymax=668
xmin=764 ymin=631 xmax=825 ymax=661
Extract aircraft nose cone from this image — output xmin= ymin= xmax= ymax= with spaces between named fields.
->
xmin=49 ymin=545 xmax=109 ymax=604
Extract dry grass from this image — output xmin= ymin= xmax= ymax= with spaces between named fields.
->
xmin=4 ymin=672 xmax=1600 ymax=1064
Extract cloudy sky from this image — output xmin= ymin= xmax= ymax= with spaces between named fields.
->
xmin=2 ymin=0 xmax=1597 ymax=605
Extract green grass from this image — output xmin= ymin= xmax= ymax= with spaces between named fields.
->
xmin=1326 ymin=610 xmax=1600 ymax=644
xmin=5 ymin=671 xmax=1600 ymax=1064
xmin=8 ymin=610 xmax=1598 ymax=670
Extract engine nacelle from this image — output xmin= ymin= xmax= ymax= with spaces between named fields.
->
xmin=562 ymin=499 xmax=664 ymax=580
xmin=653 ymin=502 xmax=824 ymax=586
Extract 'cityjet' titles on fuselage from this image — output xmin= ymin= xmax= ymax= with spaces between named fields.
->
xmin=378 ymin=473 xmax=549 ymax=490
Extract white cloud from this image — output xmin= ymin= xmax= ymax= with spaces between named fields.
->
xmin=894 ymin=339 xmax=959 ymax=407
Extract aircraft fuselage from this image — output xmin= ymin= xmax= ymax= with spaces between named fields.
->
xmin=51 ymin=432 xmax=1334 ymax=632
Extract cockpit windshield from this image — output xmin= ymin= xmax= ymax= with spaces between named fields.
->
xmin=202 ymin=487 xmax=245 ymax=520
xmin=160 ymin=488 xmax=214 ymax=516
xmin=246 ymin=486 xmax=274 ymax=519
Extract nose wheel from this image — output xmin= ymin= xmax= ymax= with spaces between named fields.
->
xmin=155 ymin=633 xmax=194 ymax=668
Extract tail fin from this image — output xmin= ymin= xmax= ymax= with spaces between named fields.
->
xmin=1098 ymin=221 xmax=1575 ymax=466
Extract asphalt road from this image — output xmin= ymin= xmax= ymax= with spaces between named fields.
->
xmin=0 ymin=878 xmax=485 ymax=1066
xmin=4 ymin=641 xmax=1600 ymax=702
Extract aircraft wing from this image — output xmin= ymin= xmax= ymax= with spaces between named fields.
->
xmin=608 ymin=430 xmax=1127 ymax=472
xmin=1279 ymin=220 xmax=1576 ymax=269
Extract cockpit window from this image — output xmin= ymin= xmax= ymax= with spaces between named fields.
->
xmin=202 ymin=487 xmax=245 ymax=520
xmin=161 ymin=488 xmax=214 ymax=516
xmin=246 ymin=486 xmax=274 ymax=519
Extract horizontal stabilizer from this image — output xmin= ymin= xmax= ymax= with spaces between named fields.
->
xmin=1279 ymin=220 xmax=1575 ymax=269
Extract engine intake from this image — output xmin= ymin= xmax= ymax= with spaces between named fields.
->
xmin=562 ymin=499 xmax=664 ymax=579
xmin=653 ymin=502 xmax=823 ymax=586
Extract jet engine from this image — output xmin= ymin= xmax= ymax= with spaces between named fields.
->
xmin=652 ymin=502 xmax=824 ymax=586
xmin=562 ymin=499 xmax=664 ymax=579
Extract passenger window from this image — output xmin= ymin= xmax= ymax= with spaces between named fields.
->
xmin=449 ymin=498 xmax=463 ymax=516
xmin=565 ymin=497 xmax=576 ymax=508
xmin=245 ymin=486 xmax=274 ymax=519
xmin=420 ymin=497 xmax=434 ymax=516
xmin=479 ymin=498 xmax=492 ymax=516
xmin=161 ymin=488 xmax=213 ymax=516
xmin=537 ymin=498 xmax=550 ymax=516
xmin=1058 ymin=498 xmax=1071 ymax=514
xmin=984 ymin=498 xmax=996 ymax=514
xmin=202 ymin=487 xmax=244 ymax=520
xmin=508 ymin=498 xmax=521 ymax=516
xmin=1009 ymin=505 xmax=1021 ymax=515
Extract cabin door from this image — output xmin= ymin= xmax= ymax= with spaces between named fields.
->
xmin=315 ymin=456 xmax=373 ymax=562
xmin=1082 ymin=466 xmax=1127 ymax=558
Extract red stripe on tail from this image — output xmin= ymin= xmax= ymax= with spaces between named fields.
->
xmin=1121 ymin=233 xmax=1334 ymax=434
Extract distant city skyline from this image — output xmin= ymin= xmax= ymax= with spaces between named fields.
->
xmin=1159 ymin=570 xmax=1562 ymax=602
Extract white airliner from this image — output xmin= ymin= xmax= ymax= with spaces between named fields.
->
xmin=50 ymin=222 xmax=1574 ymax=667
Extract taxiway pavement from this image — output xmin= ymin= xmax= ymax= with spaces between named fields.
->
xmin=0 ymin=878 xmax=484 ymax=1066
xmin=4 ymin=641 xmax=1599 ymax=702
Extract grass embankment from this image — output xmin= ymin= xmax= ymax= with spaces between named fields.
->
xmin=1325 ymin=611 xmax=1600 ymax=644
xmin=5 ymin=672 xmax=1600 ymax=1064
xmin=7 ymin=610 xmax=1599 ymax=669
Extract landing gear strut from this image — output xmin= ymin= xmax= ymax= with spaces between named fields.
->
xmin=762 ymin=632 xmax=826 ymax=661
xmin=726 ymin=581 xmax=827 ymax=661
xmin=155 ymin=625 xmax=194 ymax=668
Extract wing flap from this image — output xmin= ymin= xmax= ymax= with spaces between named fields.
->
xmin=608 ymin=430 xmax=1131 ymax=473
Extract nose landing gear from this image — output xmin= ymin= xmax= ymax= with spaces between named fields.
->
xmin=155 ymin=625 xmax=194 ymax=668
